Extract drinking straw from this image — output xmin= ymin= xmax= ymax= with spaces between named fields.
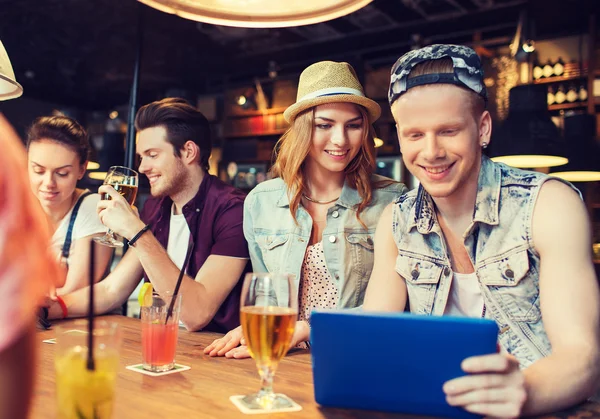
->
xmin=165 ymin=239 xmax=193 ymax=324
xmin=86 ymin=241 xmax=95 ymax=371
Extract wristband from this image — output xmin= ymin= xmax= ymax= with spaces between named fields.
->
xmin=56 ymin=296 xmax=68 ymax=319
xmin=128 ymin=224 xmax=150 ymax=247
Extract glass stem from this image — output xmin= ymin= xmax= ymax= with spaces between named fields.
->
xmin=258 ymin=365 xmax=274 ymax=398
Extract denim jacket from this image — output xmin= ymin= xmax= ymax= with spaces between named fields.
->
xmin=392 ymin=156 xmax=578 ymax=367
xmin=244 ymin=175 xmax=406 ymax=310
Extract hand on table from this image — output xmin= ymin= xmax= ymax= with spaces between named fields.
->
xmin=204 ymin=321 xmax=310 ymax=359
xmin=204 ymin=325 xmax=245 ymax=357
xmin=443 ymin=353 xmax=526 ymax=418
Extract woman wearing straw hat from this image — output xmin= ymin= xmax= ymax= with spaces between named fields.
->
xmin=205 ymin=61 xmax=407 ymax=358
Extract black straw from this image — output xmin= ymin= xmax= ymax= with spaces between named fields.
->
xmin=165 ymin=238 xmax=193 ymax=324
xmin=86 ymin=241 xmax=95 ymax=371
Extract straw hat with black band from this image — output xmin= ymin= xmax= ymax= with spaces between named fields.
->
xmin=283 ymin=61 xmax=381 ymax=123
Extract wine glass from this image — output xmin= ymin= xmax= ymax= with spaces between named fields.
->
xmin=93 ymin=166 xmax=138 ymax=248
xmin=239 ymin=272 xmax=298 ymax=411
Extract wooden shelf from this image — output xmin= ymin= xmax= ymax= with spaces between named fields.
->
xmin=594 ymin=259 xmax=600 ymax=265
xmin=548 ymin=98 xmax=600 ymax=111
xmin=591 ymin=204 xmax=600 ymax=209
xmin=533 ymin=74 xmax=587 ymax=85
xmin=548 ymin=102 xmax=587 ymax=111
xmin=224 ymin=129 xmax=287 ymax=138
xmin=225 ymin=107 xmax=288 ymax=118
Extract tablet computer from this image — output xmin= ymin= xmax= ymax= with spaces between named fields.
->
xmin=310 ymin=310 xmax=498 ymax=419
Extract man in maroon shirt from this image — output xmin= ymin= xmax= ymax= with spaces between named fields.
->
xmin=47 ymin=98 xmax=250 ymax=332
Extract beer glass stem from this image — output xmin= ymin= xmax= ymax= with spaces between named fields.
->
xmin=257 ymin=365 xmax=275 ymax=404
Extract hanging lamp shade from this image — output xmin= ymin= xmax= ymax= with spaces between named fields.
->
xmin=0 ymin=41 xmax=23 ymax=101
xmin=137 ymin=0 xmax=372 ymax=28
xmin=551 ymin=113 xmax=600 ymax=182
xmin=490 ymin=84 xmax=568 ymax=168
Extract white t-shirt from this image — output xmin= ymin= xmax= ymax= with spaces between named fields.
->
xmin=444 ymin=271 xmax=506 ymax=353
xmin=444 ymin=271 xmax=485 ymax=318
xmin=166 ymin=204 xmax=191 ymax=271
xmin=50 ymin=191 xmax=105 ymax=265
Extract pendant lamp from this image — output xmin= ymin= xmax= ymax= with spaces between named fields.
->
xmin=137 ymin=0 xmax=373 ymax=28
xmin=0 ymin=41 xmax=23 ymax=101
xmin=551 ymin=113 xmax=600 ymax=182
xmin=490 ymin=84 xmax=568 ymax=168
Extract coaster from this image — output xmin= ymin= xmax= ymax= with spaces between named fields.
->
xmin=64 ymin=329 xmax=87 ymax=335
xmin=229 ymin=395 xmax=302 ymax=414
xmin=42 ymin=329 xmax=87 ymax=344
xmin=125 ymin=363 xmax=191 ymax=376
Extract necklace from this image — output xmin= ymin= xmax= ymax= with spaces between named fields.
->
xmin=302 ymin=194 xmax=339 ymax=205
xmin=436 ymin=213 xmax=474 ymax=273
xmin=437 ymin=213 xmax=486 ymax=318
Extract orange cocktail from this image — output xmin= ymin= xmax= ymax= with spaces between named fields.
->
xmin=141 ymin=321 xmax=178 ymax=371
xmin=140 ymin=287 xmax=182 ymax=372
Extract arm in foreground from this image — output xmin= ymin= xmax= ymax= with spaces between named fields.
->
xmin=362 ymin=203 xmax=407 ymax=312
xmin=444 ymin=180 xmax=600 ymax=417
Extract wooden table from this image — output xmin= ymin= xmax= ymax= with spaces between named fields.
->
xmin=32 ymin=315 xmax=600 ymax=419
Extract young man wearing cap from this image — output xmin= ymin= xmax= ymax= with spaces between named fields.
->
xmin=45 ymin=98 xmax=250 ymax=333
xmin=363 ymin=45 xmax=600 ymax=416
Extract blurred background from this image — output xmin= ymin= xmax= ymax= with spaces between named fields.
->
xmin=1 ymin=0 xmax=600 ymax=275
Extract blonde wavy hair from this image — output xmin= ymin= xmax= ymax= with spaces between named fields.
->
xmin=271 ymin=104 xmax=383 ymax=228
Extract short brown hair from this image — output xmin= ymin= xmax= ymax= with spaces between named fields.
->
xmin=408 ymin=57 xmax=486 ymax=116
xmin=27 ymin=115 xmax=90 ymax=164
xmin=135 ymin=98 xmax=211 ymax=171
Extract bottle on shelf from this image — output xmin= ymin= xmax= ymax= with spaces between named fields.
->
xmin=555 ymin=84 xmax=566 ymax=104
xmin=553 ymin=57 xmax=565 ymax=77
xmin=547 ymin=85 xmax=556 ymax=106
xmin=578 ymin=82 xmax=589 ymax=102
xmin=542 ymin=59 xmax=554 ymax=78
xmin=566 ymin=83 xmax=578 ymax=103
xmin=533 ymin=59 xmax=544 ymax=80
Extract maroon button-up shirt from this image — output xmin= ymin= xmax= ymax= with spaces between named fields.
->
xmin=140 ymin=174 xmax=250 ymax=333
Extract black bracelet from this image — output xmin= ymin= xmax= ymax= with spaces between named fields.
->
xmin=128 ymin=224 xmax=150 ymax=247
xmin=37 ymin=307 xmax=51 ymax=330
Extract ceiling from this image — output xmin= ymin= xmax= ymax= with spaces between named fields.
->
xmin=0 ymin=0 xmax=597 ymax=109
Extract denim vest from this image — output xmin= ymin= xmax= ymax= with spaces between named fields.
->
xmin=244 ymin=175 xmax=406 ymax=310
xmin=392 ymin=156 xmax=579 ymax=368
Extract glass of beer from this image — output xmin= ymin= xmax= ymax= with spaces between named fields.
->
xmin=93 ymin=165 xmax=138 ymax=247
xmin=239 ymin=272 xmax=298 ymax=410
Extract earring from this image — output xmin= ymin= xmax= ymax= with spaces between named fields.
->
xmin=482 ymin=142 xmax=488 ymax=149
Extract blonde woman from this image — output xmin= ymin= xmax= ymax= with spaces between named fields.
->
xmin=205 ymin=61 xmax=407 ymax=358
